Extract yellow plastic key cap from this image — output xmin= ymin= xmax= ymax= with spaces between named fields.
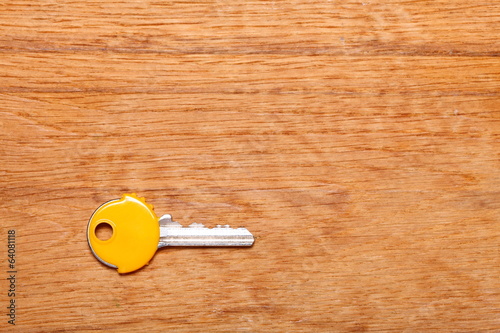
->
xmin=87 ymin=193 xmax=160 ymax=273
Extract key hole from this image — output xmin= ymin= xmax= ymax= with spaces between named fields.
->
xmin=95 ymin=222 xmax=114 ymax=241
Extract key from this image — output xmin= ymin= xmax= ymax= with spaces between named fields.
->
xmin=87 ymin=193 xmax=254 ymax=273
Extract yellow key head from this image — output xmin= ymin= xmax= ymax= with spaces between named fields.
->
xmin=87 ymin=193 xmax=160 ymax=273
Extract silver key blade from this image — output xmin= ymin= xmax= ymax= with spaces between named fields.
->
xmin=158 ymin=214 xmax=255 ymax=248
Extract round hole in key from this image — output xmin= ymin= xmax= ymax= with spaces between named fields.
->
xmin=95 ymin=222 xmax=114 ymax=241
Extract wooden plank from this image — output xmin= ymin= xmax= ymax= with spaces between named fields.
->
xmin=0 ymin=54 xmax=498 ymax=94
xmin=0 ymin=0 xmax=499 ymax=332
xmin=0 ymin=1 xmax=499 ymax=55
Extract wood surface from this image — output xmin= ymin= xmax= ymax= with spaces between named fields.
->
xmin=0 ymin=0 xmax=499 ymax=332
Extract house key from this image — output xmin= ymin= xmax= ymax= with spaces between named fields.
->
xmin=87 ymin=193 xmax=254 ymax=273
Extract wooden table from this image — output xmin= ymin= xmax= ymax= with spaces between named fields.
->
xmin=1 ymin=1 xmax=499 ymax=331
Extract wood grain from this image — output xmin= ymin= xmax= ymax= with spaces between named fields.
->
xmin=0 ymin=0 xmax=499 ymax=331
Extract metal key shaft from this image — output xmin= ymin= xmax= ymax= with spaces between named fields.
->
xmin=158 ymin=214 xmax=254 ymax=248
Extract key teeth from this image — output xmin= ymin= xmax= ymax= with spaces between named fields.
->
xmin=189 ymin=222 xmax=205 ymax=228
